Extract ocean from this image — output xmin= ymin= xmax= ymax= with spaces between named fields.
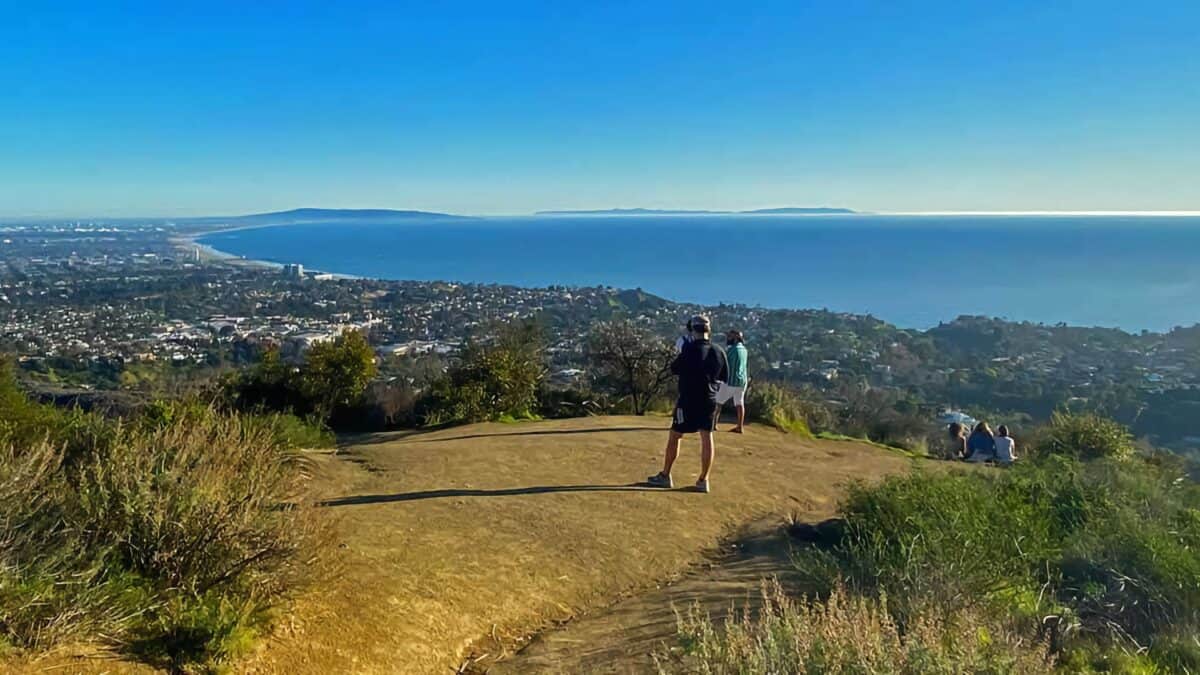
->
xmin=197 ymin=215 xmax=1200 ymax=332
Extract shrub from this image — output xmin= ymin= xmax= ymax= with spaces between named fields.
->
xmin=0 ymin=371 xmax=324 ymax=668
xmin=297 ymin=330 xmax=378 ymax=419
xmin=224 ymin=330 xmax=377 ymax=427
xmin=359 ymin=381 xmax=422 ymax=429
xmin=253 ymin=412 xmax=336 ymax=450
xmin=537 ymin=386 xmax=614 ymax=419
xmin=1034 ymin=411 xmax=1135 ymax=461
xmin=793 ymin=450 xmax=1200 ymax=668
xmin=76 ymin=413 xmax=319 ymax=595
xmin=223 ymin=348 xmax=306 ymax=415
xmin=745 ymin=382 xmax=824 ymax=436
xmin=0 ymin=437 xmax=121 ymax=650
xmin=418 ymin=319 xmax=547 ymax=426
xmin=139 ymin=398 xmax=334 ymax=450
xmin=864 ymin=413 xmax=933 ymax=455
xmin=821 ymin=468 xmax=1067 ymax=623
xmin=664 ymin=580 xmax=1051 ymax=674
xmin=0 ymin=360 xmax=113 ymax=463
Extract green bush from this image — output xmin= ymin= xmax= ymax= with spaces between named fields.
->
xmin=257 ymin=411 xmax=336 ymax=449
xmin=0 ymin=361 xmax=113 ymax=463
xmin=0 ymin=371 xmax=324 ymax=669
xmin=224 ymin=330 xmax=377 ymax=426
xmin=298 ymin=330 xmax=378 ymax=419
xmin=1034 ymin=411 xmax=1136 ymax=460
xmin=790 ymin=450 xmax=1200 ymax=668
xmin=745 ymin=382 xmax=825 ymax=436
xmin=823 ymin=468 xmax=1066 ymax=623
xmin=139 ymin=398 xmax=334 ymax=450
xmin=418 ymin=319 xmax=547 ymax=426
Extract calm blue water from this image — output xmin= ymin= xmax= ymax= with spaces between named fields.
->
xmin=199 ymin=215 xmax=1200 ymax=331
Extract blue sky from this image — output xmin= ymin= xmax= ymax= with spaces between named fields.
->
xmin=1 ymin=1 xmax=1197 ymax=216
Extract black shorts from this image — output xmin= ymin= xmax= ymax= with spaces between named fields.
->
xmin=671 ymin=400 xmax=718 ymax=434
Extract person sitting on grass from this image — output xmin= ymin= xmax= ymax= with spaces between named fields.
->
xmin=965 ymin=421 xmax=996 ymax=462
xmin=946 ymin=422 xmax=968 ymax=460
xmin=648 ymin=314 xmax=728 ymax=494
xmin=715 ymin=329 xmax=749 ymax=433
xmin=994 ymin=424 xmax=1017 ymax=464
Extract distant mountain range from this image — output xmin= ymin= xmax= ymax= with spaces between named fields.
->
xmin=190 ymin=208 xmax=472 ymax=226
xmin=742 ymin=207 xmax=858 ymax=215
xmin=535 ymin=207 xmax=857 ymax=216
xmin=181 ymin=206 xmax=858 ymax=228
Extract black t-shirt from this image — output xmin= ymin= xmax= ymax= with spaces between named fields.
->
xmin=671 ymin=338 xmax=729 ymax=405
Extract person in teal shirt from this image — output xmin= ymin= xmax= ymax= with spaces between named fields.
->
xmin=716 ymin=330 xmax=749 ymax=433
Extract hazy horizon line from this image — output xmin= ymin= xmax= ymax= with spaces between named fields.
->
xmin=5 ymin=208 xmax=1200 ymax=221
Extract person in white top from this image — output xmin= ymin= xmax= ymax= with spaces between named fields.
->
xmin=994 ymin=425 xmax=1017 ymax=464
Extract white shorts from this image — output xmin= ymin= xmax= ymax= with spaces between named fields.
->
xmin=716 ymin=383 xmax=747 ymax=407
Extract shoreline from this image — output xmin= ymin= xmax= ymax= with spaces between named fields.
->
xmin=170 ymin=233 xmax=283 ymax=271
xmin=173 ymin=228 xmax=359 ymax=279
xmin=174 ymin=216 xmax=1200 ymax=335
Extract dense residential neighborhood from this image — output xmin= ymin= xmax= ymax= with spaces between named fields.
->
xmin=1 ymin=219 xmax=1198 ymax=452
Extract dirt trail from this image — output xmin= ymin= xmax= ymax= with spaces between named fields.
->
xmin=490 ymin=516 xmax=807 ymax=674
xmin=247 ymin=417 xmax=913 ymax=674
xmin=16 ymin=416 xmax=916 ymax=674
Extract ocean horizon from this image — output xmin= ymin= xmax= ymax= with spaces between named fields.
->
xmin=197 ymin=214 xmax=1200 ymax=332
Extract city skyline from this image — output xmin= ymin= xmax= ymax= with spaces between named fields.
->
xmin=2 ymin=1 xmax=1198 ymax=217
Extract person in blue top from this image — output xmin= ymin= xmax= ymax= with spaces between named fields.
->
xmin=966 ymin=421 xmax=997 ymax=462
xmin=715 ymin=329 xmax=750 ymax=433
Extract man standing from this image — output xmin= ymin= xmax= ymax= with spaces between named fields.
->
xmin=716 ymin=329 xmax=749 ymax=433
xmin=647 ymin=315 xmax=728 ymax=493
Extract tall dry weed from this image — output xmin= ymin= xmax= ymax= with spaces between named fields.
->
xmin=667 ymin=579 xmax=1052 ymax=674
xmin=0 ymin=400 xmax=326 ymax=666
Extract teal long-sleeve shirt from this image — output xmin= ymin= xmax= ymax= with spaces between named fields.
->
xmin=726 ymin=343 xmax=748 ymax=387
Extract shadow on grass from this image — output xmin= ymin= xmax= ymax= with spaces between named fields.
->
xmin=344 ymin=425 xmax=662 ymax=447
xmin=126 ymin=627 xmax=224 ymax=673
xmin=319 ymin=482 xmax=673 ymax=507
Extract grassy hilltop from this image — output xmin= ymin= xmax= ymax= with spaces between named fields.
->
xmin=3 ymin=327 xmax=1200 ymax=673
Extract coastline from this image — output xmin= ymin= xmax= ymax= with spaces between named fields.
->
xmin=170 ymin=232 xmax=283 ymax=271
xmin=170 ymin=214 xmax=1200 ymax=333
xmin=171 ymin=228 xmax=359 ymax=279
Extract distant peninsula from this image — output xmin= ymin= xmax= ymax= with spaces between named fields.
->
xmin=535 ymin=207 xmax=857 ymax=216
xmin=188 ymin=208 xmax=473 ymax=227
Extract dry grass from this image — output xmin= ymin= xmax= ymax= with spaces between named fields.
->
xmin=667 ymin=579 xmax=1052 ymax=674
xmin=0 ymin=399 xmax=327 ymax=669
xmin=78 ymin=413 xmax=321 ymax=596
xmin=10 ymin=415 xmax=915 ymax=673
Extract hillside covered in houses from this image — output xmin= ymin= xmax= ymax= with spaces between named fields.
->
xmin=1 ymin=220 xmax=1198 ymax=453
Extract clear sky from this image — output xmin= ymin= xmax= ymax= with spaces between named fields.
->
xmin=2 ymin=1 xmax=1198 ymax=217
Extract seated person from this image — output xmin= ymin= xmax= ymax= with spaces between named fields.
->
xmin=994 ymin=425 xmax=1017 ymax=464
xmin=965 ymin=422 xmax=996 ymax=462
xmin=946 ymin=422 xmax=968 ymax=460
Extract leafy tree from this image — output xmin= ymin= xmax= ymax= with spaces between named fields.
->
xmin=224 ymin=347 xmax=303 ymax=414
xmin=419 ymin=319 xmax=546 ymax=426
xmin=225 ymin=331 xmax=376 ymax=425
xmin=585 ymin=319 xmax=675 ymax=415
xmin=298 ymin=330 xmax=378 ymax=418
